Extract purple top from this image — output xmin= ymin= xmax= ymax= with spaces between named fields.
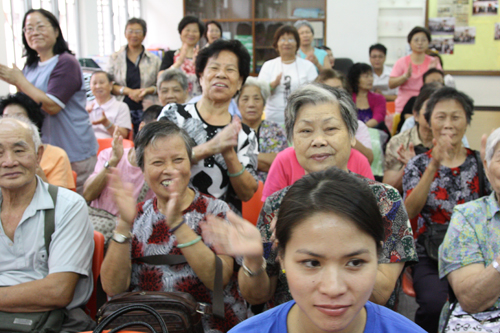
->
xmin=352 ymin=91 xmax=387 ymax=124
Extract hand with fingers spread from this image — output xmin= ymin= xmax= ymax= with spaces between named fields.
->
xmin=108 ymin=168 xmax=137 ymax=225
xmin=397 ymin=142 xmax=416 ymax=165
xmin=91 ymin=109 xmax=110 ymax=126
xmin=430 ymin=135 xmax=454 ymax=168
xmin=0 ymin=63 xmax=25 ymax=86
xmin=109 ymin=128 xmax=124 ymax=167
xmin=201 ymin=210 xmax=263 ymax=258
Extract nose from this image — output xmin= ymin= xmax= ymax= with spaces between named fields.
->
xmin=1 ymin=151 xmax=19 ymax=167
xmin=311 ymin=131 xmax=327 ymax=147
xmin=317 ymin=266 xmax=348 ymax=297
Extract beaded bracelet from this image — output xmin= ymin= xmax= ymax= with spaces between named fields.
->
xmin=227 ymin=163 xmax=245 ymax=177
xmin=177 ymin=236 xmax=202 ymax=248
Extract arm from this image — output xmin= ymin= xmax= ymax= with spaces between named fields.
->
xmin=369 ymin=93 xmax=387 ymax=125
xmin=223 ymin=149 xmax=258 ymax=202
xmin=389 ymin=60 xmax=412 ymax=89
xmin=238 ymin=257 xmax=278 ymax=305
xmin=354 ymin=139 xmax=373 ymax=164
xmin=83 ymin=131 xmax=124 ymax=202
xmin=258 ymin=152 xmax=278 ymax=173
xmin=369 ymin=262 xmax=405 ymax=305
xmin=0 ymin=272 xmax=80 ymax=312
xmin=365 ymin=118 xmax=379 ymax=128
xmin=384 ymin=94 xmax=398 ymax=102
xmin=383 ymin=169 xmax=404 ymax=193
xmin=404 ymin=160 xmax=438 ymax=219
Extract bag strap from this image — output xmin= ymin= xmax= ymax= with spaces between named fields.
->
xmin=474 ymin=150 xmax=485 ymax=197
xmin=44 ymin=184 xmax=58 ymax=256
xmin=134 ymin=253 xmax=225 ymax=318
xmin=94 ymin=304 xmax=168 ymax=333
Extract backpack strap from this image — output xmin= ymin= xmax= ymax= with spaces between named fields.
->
xmin=44 ymin=184 xmax=58 ymax=256
xmin=474 ymin=150 xmax=485 ymax=197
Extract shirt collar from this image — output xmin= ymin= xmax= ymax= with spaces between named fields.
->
xmin=93 ymin=96 xmax=116 ymax=110
xmin=486 ymin=191 xmax=500 ymax=219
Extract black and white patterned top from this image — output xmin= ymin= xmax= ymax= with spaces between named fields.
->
xmin=158 ymin=103 xmax=258 ymax=214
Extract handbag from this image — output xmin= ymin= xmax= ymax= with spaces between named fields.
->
xmin=0 ymin=185 xmax=67 ymax=333
xmin=440 ymin=301 xmax=500 ymax=333
xmin=421 ymin=222 xmax=449 ymax=262
xmin=94 ymin=304 xmax=168 ymax=333
xmin=96 ymin=255 xmax=224 ymax=333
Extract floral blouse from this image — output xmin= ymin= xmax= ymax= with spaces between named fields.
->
xmin=256 ymin=120 xmax=288 ymax=183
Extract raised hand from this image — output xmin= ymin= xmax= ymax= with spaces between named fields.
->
xmin=108 ymin=168 xmax=137 ymax=224
xmin=306 ymin=52 xmax=319 ymax=66
xmin=211 ymin=116 xmax=241 ymax=154
xmin=405 ymin=62 xmax=413 ymax=79
xmin=270 ymin=72 xmax=282 ymax=90
xmin=397 ymin=142 xmax=416 ymax=165
xmin=163 ymin=171 xmax=185 ymax=228
xmin=0 ymin=63 xmax=25 ymax=86
xmin=110 ymin=128 xmax=124 ymax=165
xmin=202 ymin=210 xmax=264 ymax=258
xmin=431 ymin=135 xmax=453 ymax=167
xmin=91 ymin=109 xmax=110 ymax=126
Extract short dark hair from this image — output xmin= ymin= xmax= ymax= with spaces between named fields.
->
xmin=422 ymin=68 xmax=444 ymax=84
xmin=407 ymin=26 xmax=431 ymax=44
xmin=91 ymin=70 xmax=114 ymax=83
xmin=276 ymin=167 xmax=384 ymax=255
xmin=134 ymin=120 xmax=194 ymax=170
xmin=315 ymin=68 xmax=347 ymax=90
xmin=141 ymin=105 xmax=163 ymax=124
xmin=369 ymin=43 xmax=387 ymax=55
xmin=178 ymin=16 xmax=205 ymax=37
xmin=347 ymin=63 xmax=373 ymax=94
xmin=195 ymin=39 xmax=250 ymax=87
xmin=204 ymin=20 xmax=222 ymax=41
xmin=424 ymin=87 xmax=474 ymax=126
xmin=272 ymin=25 xmax=300 ymax=53
xmin=0 ymin=93 xmax=44 ymax=131
xmin=126 ymin=17 xmax=147 ymax=36
xmin=22 ymin=9 xmax=73 ymax=67
xmin=413 ymin=82 xmax=443 ymax=115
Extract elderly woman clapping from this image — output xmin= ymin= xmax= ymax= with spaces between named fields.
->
xmin=100 ymin=121 xmax=247 ymax=332
xmin=158 ymin=39 xmax=258 ymax=215
xmin=203 ymin=83 xmax=417 ymax=311
xmin=237 ymin=77 xmax=287 ymax=182
xmin=438 ymin=128 xmax=500 ymax=332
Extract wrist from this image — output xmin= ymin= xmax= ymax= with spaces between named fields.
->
xmin=108 ymin=157 xmax=120 ymax=168
xmin=115 ymin=220 xmax=132 ymax=235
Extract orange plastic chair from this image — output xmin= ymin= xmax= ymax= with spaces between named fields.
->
xmin=97 ymin=138 xmax=134 ymax=156
xmin=386 ymin=101 xmax=396 ymax=115
xmin=85 ymin=231 xmax=105 ymax=320
xmin=242 ymin=181 xmax=264 ymax=225
xmin=71 ymin=171 xmax=77 ymax=192
xmin=402 ymin=267 xmax=416 ymax=298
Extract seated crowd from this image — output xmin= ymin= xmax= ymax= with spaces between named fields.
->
xmin=0 ymin=8 xmax=497 ymax=333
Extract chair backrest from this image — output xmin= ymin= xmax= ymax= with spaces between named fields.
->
xmin=97 ymin=138 xmax=134 ymax=156
xmin=242 ymin=181 xmax=264 ymax=225
xmin=85 ymin=231 xmax=105 ymax=319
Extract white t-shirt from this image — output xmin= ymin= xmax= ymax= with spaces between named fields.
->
xmin=88 ymin=96 xmax=132 ymax=139
xmin=258 ymin=57 xmax=318 ymax=125
xmin=372 ymin=65 xmax=398 ymax=96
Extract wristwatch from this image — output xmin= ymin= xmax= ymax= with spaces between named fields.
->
xmin=492 ymin=260 xmax=500 ymax=274
xmin=111 ymin=231 xmax=132 ymax=244
xmin=104 ymin=161 xmax=111 ymax=169
xmin=242 ymin=257 xmax=267 ymax=277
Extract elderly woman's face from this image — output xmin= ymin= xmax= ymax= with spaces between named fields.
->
xmin=280 ymin=212 xmax=378 ymax=332
xmin=277 ymin=33 xmax=298 ymax=57
xmin=297 ymin=25 xmax=313 ymax=47
xmin=90 ymin=73 xmax=113 ymax=99
xmin=159 ymin=80 xmax=188 ymax=106
xmin=429 ymin=99 xmax=467 ymax=146
xmin=199 ymin=50 xmax=243 ymax=103
xmin=486 ymin=142 xmax=500 ymax=198
xmin=293 ymin=102 xmax=355 ymax=174
xmin=180 ymin=22 xmax=200 ymax=47
xmin=238 ymin=86 xmax=264 ymax=124
xmin=143 ymin=135 xmax=191 ymax=201
xmin=125 ymin=23 xmax=145 ymax=48
xmin=24 ymin=12 xmax=58 ymax=55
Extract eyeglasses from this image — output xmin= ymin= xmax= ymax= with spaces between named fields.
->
xmin=23 ymin=24 xmax=48 ymax=35
xmin=126 ymin=29 xmax=144 ymax=35
xmin=279 ymin=38 xmax=296 ymax=44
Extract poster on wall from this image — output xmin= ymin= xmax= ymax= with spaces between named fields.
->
xmin=495 ymin=23 xmax=500 ymax=40
xmin=472 ymin=0 xmax=498 ymax=15
xmin=437 ymin=0 xmax=469 ymax=26
xmin=454 ymin=26 xmax=476 ymax=43
xmin=430 ymin=36 xmax=455 ymax=54
xmin=429 ymin=17 xmax=456 ymax=34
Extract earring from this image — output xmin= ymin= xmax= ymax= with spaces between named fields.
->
xmin=282 ymin=269 xmax=286 ymax=274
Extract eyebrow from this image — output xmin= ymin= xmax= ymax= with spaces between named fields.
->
xmin=298 ymin=117 xmax=338 ymax=124
xmin=296 ymin=248 xmax=370 ymax=258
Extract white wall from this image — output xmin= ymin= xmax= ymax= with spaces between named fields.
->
xmin=454 ymin=76 xmax=500 ymax=107
xmin=79 ymin=0 xmax=100 ymax=57
xmin=0 ymin=0 xmax=10 ymax=95
xmin=141 ymin=0 xmax=184 ymax=50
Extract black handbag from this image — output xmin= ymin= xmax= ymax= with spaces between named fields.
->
xmin=94 ymin=304 xmax=168 ymax=333
xmin=421 ymin=223 xmax=449 ymax=262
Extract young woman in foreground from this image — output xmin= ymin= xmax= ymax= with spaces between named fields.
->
xmin=208 ymin=167 xmax=425 ymax=333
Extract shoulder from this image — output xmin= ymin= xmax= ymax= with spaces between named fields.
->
xmin=368 ymin=91 xmax=386 ymax=103
xmin=356 ymin=173 xmax=401 ymax=201
xmin=196 ymin=190 xmax=230 ymax=215
xmin=228 ymin=300 xmax=293 ymax=333
xmin=297 ymin=57 xmax=315 ymax=69
xmin=365 ymin=301 xmax=426 ymax=332
xmin=54 ymin=52 xmax=80 ymax=70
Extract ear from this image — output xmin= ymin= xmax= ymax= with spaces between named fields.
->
xmin=350 ymin=135 xmax=356 ymax=148
xmin=483 ymin=158 xmax=491 ymax=183
xmin=36 ymin=144 xmax=44 ymax=165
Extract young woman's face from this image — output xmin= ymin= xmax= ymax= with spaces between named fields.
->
xmin=280 ymin=212 xmax=378 ymax=332
xmin=358 ymin=71 xmax=373 ymax=91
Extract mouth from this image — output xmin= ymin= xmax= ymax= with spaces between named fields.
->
xmin=2 ymin=172 xmax=22 ymax=178
xmin=315 ymin=304 xmax=351 ymax=317
xmin=213 ymin=83 xmax=228 ymax=88
xmin=161 ymin=179 xmax=172 ymax=187
xmin=310 ymin=153 xmax=332 ymax=162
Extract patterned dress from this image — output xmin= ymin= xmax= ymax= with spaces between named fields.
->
xmin=129 ymin=189 xmax=247 ymax=332
xmin=257 ymin=172 xmax=417 ymax=309
xmin=256 ymin=120 xmax=288 ymax=183
xmin=158 ymin=103 xmax=259 ymax=214
xmin=403 ymin=148 xmax=490 ymax=255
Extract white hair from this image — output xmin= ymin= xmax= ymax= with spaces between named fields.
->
xmin=236 ymin=77 xmax=270 ymax=105
xmin=486 ymin=127 xmax=500 ymax=167
xmin=0 ymin=115 xmax=42 ymax=152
